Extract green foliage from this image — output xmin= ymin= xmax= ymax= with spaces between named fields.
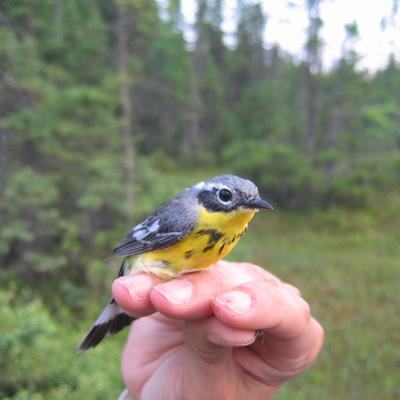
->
xmin=0 ymin=289 xmax=124 ymax=399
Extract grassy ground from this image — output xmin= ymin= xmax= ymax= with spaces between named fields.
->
xmin=5 ymin=199 xmax=398 ymax=399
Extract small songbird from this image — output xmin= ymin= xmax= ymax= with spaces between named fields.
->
xmin=78 ymin=174 xmax=273 ymax=352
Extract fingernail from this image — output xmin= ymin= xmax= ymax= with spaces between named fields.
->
xmin=154 ymin=280 xmax=193 ymax=304
xmin=243 ymin=335 xmax=257 ymax=346
xmin=215 ymin=290 xmax=252 ymax=314
xmin=237 ymin=334 xmax=257 ymax=346
xmin=207 ymin=333 xmax=256 ymax=347
xmin=117 ymin=274 xmax=154 ymax=300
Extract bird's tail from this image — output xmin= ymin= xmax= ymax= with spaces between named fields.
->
xmin=77 ymin=299 xmax=134 ymax=352
xmin=77 ymin=259 xmax=134 ymax=352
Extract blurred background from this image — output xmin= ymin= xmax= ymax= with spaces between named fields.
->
xmin=1 ymin=0 xmax=399 ymax=399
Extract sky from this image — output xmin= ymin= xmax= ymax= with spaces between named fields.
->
xmin=181 ymin=0 xmax=400 ymax=71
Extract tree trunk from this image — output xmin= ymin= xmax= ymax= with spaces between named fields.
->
xmin=0 ymin=129 xmax=7 ymax=199
xmin=181 ymin=0 xmax=207 ymax=161
xmin=305 ymin=67 xmax=317 ymax=156
xmin=117 ymin=2 xmax=135 ymax=226
xmin=53 ymin=0 xmax=63 ymax=42
xmin=304 ymin=0 xmax=322 ymax=157
xmin=183 ymin=57 xmax=201 ymax=159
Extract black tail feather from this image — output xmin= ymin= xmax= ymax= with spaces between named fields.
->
xmin=77 ymin=258 xmax=134 ymax=353
xmin=77 ymin=300 xmax=134 ymax=352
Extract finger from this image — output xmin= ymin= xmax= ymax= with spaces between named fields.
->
xmin=212 ymin=280 xmax=312 ymax=338
xmin=180 ymin=317 xmax=255 ymax=388
xmin=251 ymin=317 xmax=325 ymax=365
xmin=211 ymin=280 xmax=324 ymax=384
xmin=281 ymin=282 xmax=301 ymax=296
xmin=149 ymin=261 xmax=281 ymax=320
xmin=185 ymin=316 xmax=256 ymax=351
xmin=112 ymin=272 xmax=162 ymax=317
xmin=233 ymin=318 xmax=324 ymax=385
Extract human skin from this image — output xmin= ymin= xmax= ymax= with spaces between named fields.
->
xmin=111 ymin=261 xmax=324 ymax=400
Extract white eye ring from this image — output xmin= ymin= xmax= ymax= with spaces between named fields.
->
xmin=218 ymin=188 xmax=233 ymax=203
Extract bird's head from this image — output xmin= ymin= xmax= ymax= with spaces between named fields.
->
xmin=192 ymin=175 xmax=273 ymax=213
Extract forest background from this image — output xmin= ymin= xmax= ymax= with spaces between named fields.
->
xmin=1 ymin=0 xmax=399 ymax=399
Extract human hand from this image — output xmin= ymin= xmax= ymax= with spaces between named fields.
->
xmin=112 ymin=261 xmax=324 ymax=400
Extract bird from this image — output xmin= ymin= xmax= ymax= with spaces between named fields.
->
xmin=78 ymin=174 xmax=273 ymax=352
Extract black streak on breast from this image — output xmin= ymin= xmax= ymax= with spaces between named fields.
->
xmin=219 ymin=227 xmax=247 ymax=254
xmin=196 ymin=229 xmax=224 ymax=253
xmin=185 ymin=249 xmax=195 ymax=259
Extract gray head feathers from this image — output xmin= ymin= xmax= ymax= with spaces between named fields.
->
xmin=192 ymin=174 xmax=270 ymax=213
xmin=193 ymin=175 xmax=259 ymax=197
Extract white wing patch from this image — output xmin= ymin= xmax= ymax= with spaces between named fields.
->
xmin=148 ymin=218 xmax=160 ymax=233
xmin=132 ymin=227 xmax=147 ymax=241
xmin=131 ymin=219 xmax=160 ymax=241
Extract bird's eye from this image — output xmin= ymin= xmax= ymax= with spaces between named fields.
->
xmin=218 ymin=188 xmax=232 ymax=202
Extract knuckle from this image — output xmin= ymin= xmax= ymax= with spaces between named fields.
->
xmin=298 ymin=297 xmax=311 ymax=322
xmin=211 ymin=261 xmax=257 ymax=289
xmin=281 ymin=282 xmax=301 ymax=296
xmin=209 ymin=267 xmax=226 ymax=289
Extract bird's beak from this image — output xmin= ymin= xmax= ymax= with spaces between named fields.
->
xmin=244 ymin=198 xmax=274 ymax=210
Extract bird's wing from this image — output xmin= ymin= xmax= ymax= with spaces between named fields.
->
xmin=113 ymin=192 xmax=198 ymax=257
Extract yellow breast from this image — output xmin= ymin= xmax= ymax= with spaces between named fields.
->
xmin=135 ymin=206 xmax=256 ymax=279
